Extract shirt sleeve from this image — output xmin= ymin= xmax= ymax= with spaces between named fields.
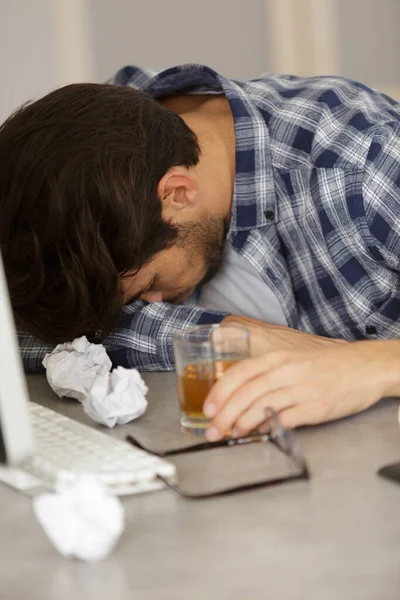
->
xmin=362 ymin=121 xmax=400 ymax=271
xmin=18 ymin=301 xmax=228 ymax=374
xmin=106 ymin=65 xmax=157 ymax=88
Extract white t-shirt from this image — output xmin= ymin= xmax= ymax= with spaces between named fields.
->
xmin=198 ymin=246 xmax=288 ymax=325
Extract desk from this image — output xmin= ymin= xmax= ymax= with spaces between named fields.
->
xmin=1 ymin=373 xmax=400 ymax=600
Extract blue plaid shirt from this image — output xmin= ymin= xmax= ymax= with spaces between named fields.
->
xmin=19 ymin=64 xmax=400 ymax=373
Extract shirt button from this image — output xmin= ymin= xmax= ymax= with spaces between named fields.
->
xmin=365 ymin=325 xmax=377 ymax=335
xmin=264 ymin=210 xmax=275 ymax=221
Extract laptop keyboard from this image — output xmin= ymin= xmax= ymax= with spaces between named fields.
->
xmin=18 ymin=402 xmax=176 ymax=495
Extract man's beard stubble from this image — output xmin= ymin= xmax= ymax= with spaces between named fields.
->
xmin=176 ymin=216 xmax=226 ymax=289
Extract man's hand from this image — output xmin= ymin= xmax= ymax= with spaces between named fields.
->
xmin=203 ymin=340 xmax=400 ymax=440
xmin=223 ymin=315 xmax=347 ymax=356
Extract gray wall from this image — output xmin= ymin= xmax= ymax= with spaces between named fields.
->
xmin=0 ymin=0 xmax=267 ymax=124
xmin=88 ymin=0 xmax=267 ymax=82
xmin=0 ymin=0 xmax=59 ymax=123
xmin=337 ymin=0 xmax=400 ymax=89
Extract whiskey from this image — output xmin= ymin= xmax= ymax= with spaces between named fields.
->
xmin=177 ymin=360 xmax=237 ymax=420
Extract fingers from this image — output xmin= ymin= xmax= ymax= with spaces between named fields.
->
xmin=216 ymin=395 xmax=326 ymax=440
xmin=203 ymin=351 xmax=287 ymax=419
xmin=230 ymin=390 xmax=296 ymax=437
xmin=202 ymin=342 xmax=373 ymax=440
xmin=205 ymin=371 xmax=291 ymax=441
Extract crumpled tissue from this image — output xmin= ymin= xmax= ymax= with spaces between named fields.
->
xmin=33 ymin=478 xmax=125 ymax=561
xmin=43 ymin=337 xmax=148 ymax=428
xmin=43 ymin=336 xmax=112 ymax=402
xmin=82 ymin=366 xmax=148 ymax=428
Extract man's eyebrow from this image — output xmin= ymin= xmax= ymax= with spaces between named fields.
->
xmin=125 ymin=276 xmax=155 ymax=304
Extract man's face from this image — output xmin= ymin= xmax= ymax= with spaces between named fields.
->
xmin=121 ymin=216 xmax=225 ymax=304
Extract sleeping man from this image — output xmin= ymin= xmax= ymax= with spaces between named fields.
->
xmin=1 ymin=63 xmax=400 ymax=438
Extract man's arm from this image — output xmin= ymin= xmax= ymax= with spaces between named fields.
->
xmin=19 ymin=300 xmax=228 ymax=373
xmin=223 ymin=315 xmax=346 ymax=355
xmin=203 ymin=339 xmax=400 ymax=439
xmin=19 ymin=300 xmax=345 ymax=374
xmin=201 ymin=123 xmax=400 ymax=438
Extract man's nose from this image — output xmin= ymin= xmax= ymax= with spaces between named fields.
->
xmin=140 ymin=291 xmax=163 ymax=303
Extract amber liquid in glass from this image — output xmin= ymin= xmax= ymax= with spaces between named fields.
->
xmin=178 ymin=360 xmax=237 ymax=421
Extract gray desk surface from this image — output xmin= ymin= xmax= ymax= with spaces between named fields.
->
xmin=1 ymin=373 xmax=400 ymax=600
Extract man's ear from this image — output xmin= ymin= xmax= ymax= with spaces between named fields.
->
xmin=157 ymin=168 xmax=199 ymax=218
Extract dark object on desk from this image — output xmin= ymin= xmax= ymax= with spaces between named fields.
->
xmin=127 ymin=407 xmax=309 ymax=499
xmin=0 ymin=417 xmax=7 ymax=464
xmin=378 ymin=461 xmax=400 ymax=486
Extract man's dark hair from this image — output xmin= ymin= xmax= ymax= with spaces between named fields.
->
xmin=0 ymin=83 xmax=200 ymax=343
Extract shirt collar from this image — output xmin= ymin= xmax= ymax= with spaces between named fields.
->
xmin=141 ymin=64 xmax=278 ymax=232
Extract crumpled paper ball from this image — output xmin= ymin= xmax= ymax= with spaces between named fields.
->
xmin=43 ymin=336 xmax=112 ymax=402
xmin=33 ymin=477 xmax=125 ymax=561
xmin=43 ymin=338 xmax=149 ymax=428
xmin=82 ymin=366 xmax=148 ymax=428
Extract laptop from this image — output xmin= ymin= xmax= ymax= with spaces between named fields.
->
xmin=0 ymin=251 xmax=176 ymax=496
